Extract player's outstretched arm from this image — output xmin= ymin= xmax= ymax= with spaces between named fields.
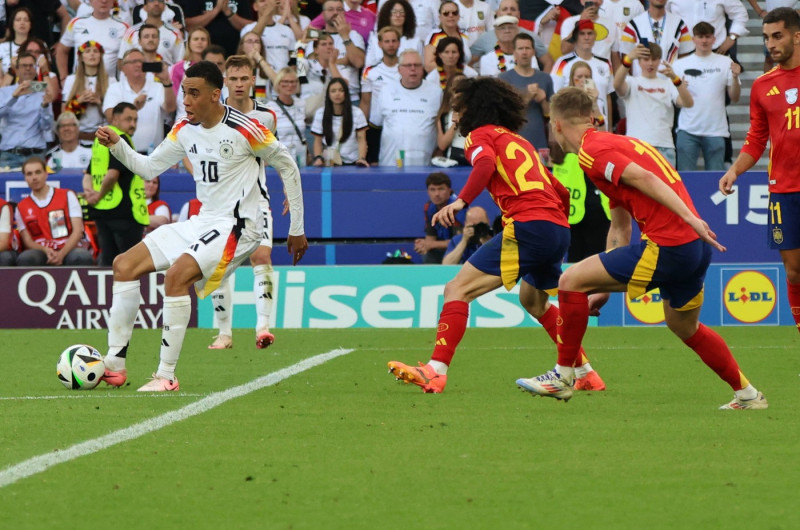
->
xmin=719 ymin=151 xmax=757 ymax=196
xmin=261 ymin=141 xmax=305 ymax=238
xmin=107 ymin=134 xmax=185 ymax=180
xmin=620 ymin=162 xmax=726 ymax=252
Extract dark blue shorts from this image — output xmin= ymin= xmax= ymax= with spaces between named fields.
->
xmin=599 ymin=238 xmax=711 ymax=310
xmin=768 ymin=191 xmax=800 ymax=250
xmin=467 ymin=220 xmax=570 ymax=291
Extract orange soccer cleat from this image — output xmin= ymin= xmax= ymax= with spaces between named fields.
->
xmin=208 ymin=334 xmax=233 ymax=350
xmin=137 ymin=374 xmax=180 ymax=392
xmin=574 ymin=370 xmax=606 ymax=391
xmin=101 ymin=368 xmax=127 ymax=387
xmin=388 ymin=361 xmax=447 ymax=393
xmin=256 ymin=330 xmax=275 ymax=349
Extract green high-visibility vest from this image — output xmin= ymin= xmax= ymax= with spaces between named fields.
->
xmin=552 ymin=153 xmax=610 ymax=224
xmin=90 ymin=126 xmax=149 ymax=225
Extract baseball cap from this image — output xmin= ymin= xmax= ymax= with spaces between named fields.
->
xmin=493 ymin=15 xmax=519 ymax=27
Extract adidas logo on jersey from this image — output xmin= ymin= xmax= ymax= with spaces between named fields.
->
xmin=189 ymin=144 xmax=198 ymax=154
xmin=767 ymin=86 xmax=780 ymax=96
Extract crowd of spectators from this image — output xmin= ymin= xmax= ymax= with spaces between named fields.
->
xmin=0 ymin=0 xmax=779 ymax=265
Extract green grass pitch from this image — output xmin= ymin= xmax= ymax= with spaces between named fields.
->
xmin=1 ymin=326 xmax=799 ymax=529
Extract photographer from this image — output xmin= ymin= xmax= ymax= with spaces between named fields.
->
xmin=0 ymin=52 xmax=54 ymax=168
xmin=442 ymin=206 xmax=492 ymax=265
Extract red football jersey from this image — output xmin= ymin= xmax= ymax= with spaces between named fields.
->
xmin=578 ymin=129 xmax=700 ymax=246
xmin=742 ymin=65 xmax=800 ymax=193
xmin=462 ymin=125 xmax=569 ymax=227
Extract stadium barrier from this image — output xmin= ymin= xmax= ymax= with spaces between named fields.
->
xmin=0 ymin=263 xmax=789 ymax=329
xmin=0 ymin=167 xmax=777 ymax=264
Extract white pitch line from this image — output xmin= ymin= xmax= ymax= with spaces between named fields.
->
xmin=0 ymin=347 xmax=355 ymax=489
xmin=0 ymin=393 xmax=205 ymax=401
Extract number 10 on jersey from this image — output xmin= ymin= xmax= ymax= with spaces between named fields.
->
xmin=200 ymin=161 xmax=219 ymax=182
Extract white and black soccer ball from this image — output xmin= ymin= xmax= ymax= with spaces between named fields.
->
xmin=57 ymin=344 xmax=105 ymax=390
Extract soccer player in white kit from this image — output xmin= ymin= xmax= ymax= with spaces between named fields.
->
xmin=207 ymin=55 xmax=282 ymax=351
xmin=95 ymin=61 xmax=308 ymax=391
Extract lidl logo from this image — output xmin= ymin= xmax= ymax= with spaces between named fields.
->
xmin=723 ymin=271 xmax=777 ymax=323
xmin=625 ymin=288 xmax=665 ymax=325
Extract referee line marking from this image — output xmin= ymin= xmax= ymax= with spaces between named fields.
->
xmin=0 ymin=347 xmax=355 ymax=489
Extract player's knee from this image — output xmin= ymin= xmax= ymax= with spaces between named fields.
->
xmin=558 ymin=269 xmax=580 ymax=292
xmin=523 ymin=298 xmax=548 ymax=319
xmin=443 ymin=279 xmax=467 ymax=302
xmin=250 ymin=247 xmax=272 ymax=266
xmin=112 ymin=253 xmax=137 ymax=282
xmin=785 ymin=267 xmax=800 ymax=285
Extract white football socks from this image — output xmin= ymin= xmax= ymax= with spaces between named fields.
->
xmin=253 ymin=264 xmax=274 ymax=332
xmin=156 ymin=295 xmax=192 ymax=380
xmin=428 ymin=360 xmax=448 ymax=375
xmin=735 ymin=384 xmax=758 ymax=401
xmin=575 ymin=362 xmax=593 ymax=378
xmin=211 ymin=277 xmax=233 ymax=337
xmin=105 ymin=280 xmax=141 ymax=372
xmin=555 ymin=364 xmax=575 ymax=385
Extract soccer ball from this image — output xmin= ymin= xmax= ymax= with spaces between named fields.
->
xmin=57 ymin=344 xmax=105 ymax=390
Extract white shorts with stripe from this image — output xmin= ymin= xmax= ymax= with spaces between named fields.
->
xmin=144 ymin=215 xmax=261 ymax=298
xmin=258 ymin=197 xmax=273 ymax=248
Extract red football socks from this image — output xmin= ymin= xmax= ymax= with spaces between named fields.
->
xmin=556 ymin=291 xmax=589 ymax=367
xmin=430 ymin=300 xmax=470 ymax=366
xmin=539 ymin=303 xmax=590 ymax=365
xmin=683 ymin=324 xmax=747 ymax=391
xmin=786 ymin=281 xmax=800 ymax=333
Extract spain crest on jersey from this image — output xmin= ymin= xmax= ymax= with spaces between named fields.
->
xmin=478 ymin=11 xmax=484 ymax=20
xmin=786 ymin=88 xmax=798 ymax=104
xmin=623 ymin=7 xmax=630 ymax=16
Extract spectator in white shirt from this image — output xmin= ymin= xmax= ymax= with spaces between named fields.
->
xmin=46 ymin=111 xmax=93 ymax=171
xmin=672 ymin=21 xmax=741 ymax=170
xmin=311 ymin=77 xmax=369 ymax=166
xmin=560 ymin=0 xmax=621 ymax=71
xmin=267 ymin=67 xmax=309 ymax=166
xmin=455 ymin=0 xmax=494 ymax=44
xmin=614 ymin=41 xmax=693 ymax=167
xmin=56 ymin=0 xmax=129 ymax=81
xmin=102 ymin=48 xmax=176 ymax=153
xmin=361 ymin=27 xmax=402 ymax=164
xmin=240 ymin=0 xmax=296 ymax=73
xmin=375 ymin=49 xmax=442 ymax=166
xmin=478 ymin=15 xmax=519 ymax=76
xmin=305 ymin=0 xmax=366 ymax=100
xmin=667 ymin=0 xmax=749 ymax=56
xmin=118 ymin=0 xmax=183 ymax=67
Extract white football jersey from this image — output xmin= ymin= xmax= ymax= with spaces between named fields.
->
xmin=109 ymin=105 xmax=305 ymax=236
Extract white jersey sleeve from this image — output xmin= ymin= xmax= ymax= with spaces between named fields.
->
xmin=108 ymin=124 xmax=187 ymax=178
xmin=252 ymin=135 xmax=305 ymax=237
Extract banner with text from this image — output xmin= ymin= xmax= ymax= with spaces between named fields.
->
xmin=196 ymin=264 xmax=792 ymax=329
xmin=0 ymin=268 xmax=196 ymax=329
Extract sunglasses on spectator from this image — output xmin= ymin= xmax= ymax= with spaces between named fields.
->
xmin=441 ymin=10 xmax=459 ymax=16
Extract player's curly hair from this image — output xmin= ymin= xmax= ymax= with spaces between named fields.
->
xmin=451 ymin=76 xmax=527 ymax=136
